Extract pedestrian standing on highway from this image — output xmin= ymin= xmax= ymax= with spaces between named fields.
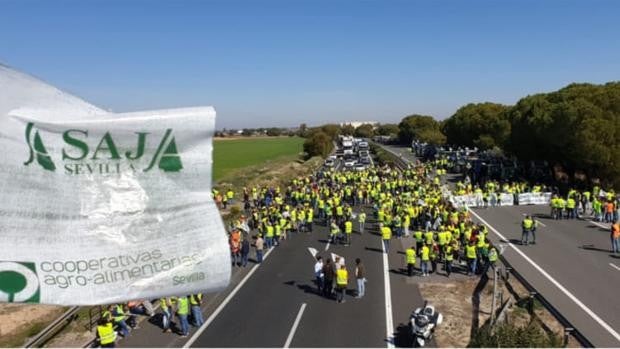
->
xmin=405 ymin=246 xmax=416 ymax=277
xmin=160 ymin=297 xmax=172 ymax=333
xmin=314 ymin=256 xmax=324 ymax=295
xmin=358 ymin=212 xmax=366 ymax=234
xmin=344 ymin=218 xmax=353 ymax=245
xmin=190 ymin=294 xmax=204 ymax=327
xmin=96 ymin=317 xmax=117 ymax=348
xmin=323 ymin=258 xmax=335 ymax=298
xmin=611 ymin=220 xmax=620 ymax=254
xmin=241 ymin=238 xmax=250 ymax=267
xmin=444 ymin=243 xmax=454 ymax=278
xmin=466 ymin=240 xmax=477 ymax=276
xmin=420 ymin=243 xmax=430 ymax=277
xmin=381 ymin=223 xmax=392 ymax=252
xmin=176 ymin=296 xmax=190 ymax=337
xmin=521 ymin=215 xmax=534 ymax=245
xmin=336 ymin=264 xmax=348 ymax=303
xmin=254 ymin=234 xmax=264 ymax=263
xmin=355 ymin=258 xmax=366 ymax=298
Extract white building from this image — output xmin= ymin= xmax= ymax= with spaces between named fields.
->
xmin=339 ymin=121 xmax=379 ymax=129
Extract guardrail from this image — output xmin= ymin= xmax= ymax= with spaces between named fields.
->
xmin=25 ymin=306 xmax=80 ymax=348
xmin=499 ymin=255 xmax=593 ymax=347
xmin=373 ymin=142 xmax=594 ymax=347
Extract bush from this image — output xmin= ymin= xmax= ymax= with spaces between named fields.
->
xmin=469 ymin=322 xmax=562 ymax=348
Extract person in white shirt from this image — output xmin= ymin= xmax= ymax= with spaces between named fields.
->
xmin=314 ymin=256 xmax=324 ymax=294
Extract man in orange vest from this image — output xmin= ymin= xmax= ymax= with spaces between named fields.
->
xmin=611 ymin=221 xmax=620 ymax=254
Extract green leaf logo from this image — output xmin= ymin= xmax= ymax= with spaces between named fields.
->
xmin=24 ymin=123 xmax=56 ymax=171
xmin=0 ymin=262 xmax=40 ymax=303
xmin=144 ymin=129 xmax=183 ymax=172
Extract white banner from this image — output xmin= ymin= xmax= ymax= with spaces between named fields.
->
xmin=499 ymin=193 xmax=515 ymax=206
xmin=0 ymin=107 xmax=230 ymax=305
xmin=517 ymin=192 xmax=552 ymax=205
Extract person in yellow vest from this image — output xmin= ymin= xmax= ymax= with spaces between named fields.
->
xmin=380 ymin=223 xmax=392 ymax=252
xmin=190 ymin=293 xmax=204 ymax=327
xmin=358 ymin=212 xmax=366 ymax=234
xmin=336 ymin=264 xmax=348 ymax=303
xmin=420 ymin=243 xmax=430 ymax=276
xmin=96 ymin=317 xmax=117 ymax=348
xmin=306 ymin=208 xmax=314 ymax=232
xmin=265 ymin=222 xmax=274 ymax=249
xmin=488 ymin=246 xmax=499 ymax=270
xmin=344 ymin=219 xmax=353 ymax=245
xmin=444 ymin=243 xmax=454 ymax=278
xmin=521 ymin=215 xmax=535 ymax=245
xmin=110 ymin=304 xmax=129 ymax=337
xmin=330 ymin=221 xmax=340 ymax=244
xmin=466 ymin=240 xmax=478 ymax=276
xmin=160 ymin=297 xmax=172 ymax=333
xmin=405 ymin=246 xmax=416 ymax=277
xmin=176 ymin=296 xmax=190 ymax=337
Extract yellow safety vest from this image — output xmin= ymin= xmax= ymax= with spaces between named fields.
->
xmin=177 ymin=297 xmax=189 ymax=315
xmin=381 ymin=226 xmax=392 ymax=240
xmin=406 ymin=248 xmax=416 ymax=264
xmin=466 ymin=245 xmax=477 ymax=259
xmin=190 ymin=294 xmax=202 ymax=305
xmin=421 ymin=246 xmax=430 ymax=261
xmin=336 ymin=269 xmax=348 ymax=286
xmin=345 ymin=221 xmax=353 ymax=234
xmin=97 ymin=323 xmax=116 ymax=345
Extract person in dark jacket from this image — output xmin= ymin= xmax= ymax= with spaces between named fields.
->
xmin=241 ymin=238 xmax=250 ymax=267
xmin=322 ymin=258 xmax=335 ymax=298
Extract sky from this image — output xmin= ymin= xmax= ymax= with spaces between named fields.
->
xmin=1 ymin=0 xmax=619 ymax=129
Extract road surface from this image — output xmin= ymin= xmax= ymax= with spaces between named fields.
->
xmin=379 ymin=143 xmax=620 ymax=347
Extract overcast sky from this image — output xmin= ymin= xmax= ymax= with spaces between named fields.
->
xmin=1 ymin=0 xmax=619 ymax=129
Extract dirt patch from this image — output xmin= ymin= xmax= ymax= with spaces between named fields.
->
xmin=0 ymin=304 xmax=65 ymax=347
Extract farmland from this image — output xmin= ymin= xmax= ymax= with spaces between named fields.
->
xmin=212 ymin=136 xmax=304 ymax=182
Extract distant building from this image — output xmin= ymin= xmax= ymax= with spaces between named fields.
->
xmin=339 ymin=121 xmax=379 ymax=129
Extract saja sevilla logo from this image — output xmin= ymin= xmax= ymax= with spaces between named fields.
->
xmin=23 ymin=122 xmax=183 ymax=175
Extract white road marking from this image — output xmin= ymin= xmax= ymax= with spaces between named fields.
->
xmin=610 ymin=263 xmax=620 ymax=272
xmin=536 ymin=220 xmax=547 ymax=227
xmin=468 ymin=209 xmax=620 ymax=344
xmin=183 ymin=247 xmax=275 ymax=348
xmin=589 ymin=220 xmax=611 ymax=230
xmin=382 ymin=240 xmax=395 ymax=348
xmin=325 ymin=239 xmax=331 ymax=251
xmin=284 ymin=303 xmax=307 ymax=348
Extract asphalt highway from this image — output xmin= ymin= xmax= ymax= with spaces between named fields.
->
xmin=119 ymin=157 xmax=441 ymax=348
xmin=380 ymin=143 xmax=620 ymax=347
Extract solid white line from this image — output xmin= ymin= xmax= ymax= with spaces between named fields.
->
xmin=382 ymin=240 xmax=395 ymax=348
xmin=589 ymin=220 xmax=611 ymax=230
xmin=284 ymin=303 xmax=307 ymax=348
xmin=610 ymin=263 xmax=620 ymax=272
xmin=183 ymin=247 xmax=275 ymax=348
xmin=536 ymin=220 xmax=547 ymax=227
xmin=468 ymin=209 xmax=620 ymax=344
xmin=324 ymin=239 xmax=331 ymax=251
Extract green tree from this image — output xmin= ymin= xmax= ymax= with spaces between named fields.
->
xmin=319 ymin=124 xmax=342 ymax=141
xmin=341 ymin=124 xmax=355 ymax=136
xmin=266 ymin=127 xmax=282 ymax=136
xmin=506 ymin=82 xmax=620 ymax=187
xmin=354 ymin=124 xmax=375 ymax=138
xmin=303 ymin=131 xmax=334 ymax=158
xmin=442 ymin=102 xmax=511 ymax=150
xmin=376 ymin=124 xmax=399 ymax=136
xmin=398 ymin=114 xmax=446 ymax=145
xmin=297 ymin=123 xmax=309 ymax=137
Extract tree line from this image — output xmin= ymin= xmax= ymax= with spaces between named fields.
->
xmin=302 ymin=81 xmax=619 ymax=187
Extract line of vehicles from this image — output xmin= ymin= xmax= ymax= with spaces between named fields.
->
xmin=324 ymin=136 xmax=372 ymax=171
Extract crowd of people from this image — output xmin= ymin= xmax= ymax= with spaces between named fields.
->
xmin=95 ymin=145 xmax=618 ymax=347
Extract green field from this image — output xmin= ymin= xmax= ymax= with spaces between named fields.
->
xmin=213 ymin=136 xmax=304 ymax=182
